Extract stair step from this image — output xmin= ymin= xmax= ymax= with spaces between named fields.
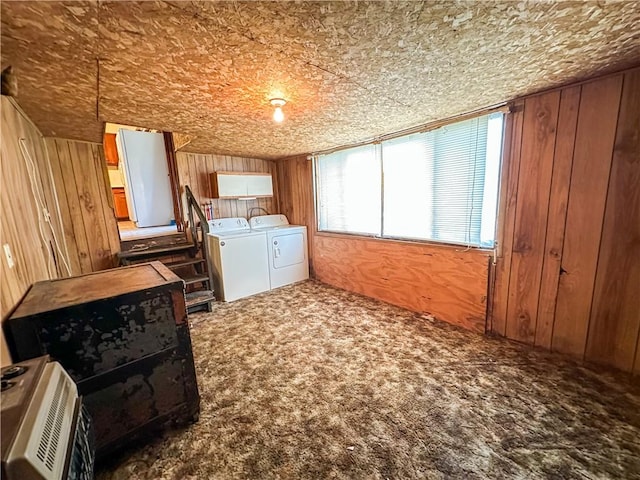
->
xmin=181 ymin=274 xmax=210 ymax=285
xmin=119 ymin=243 xmax=193 ymax=261
xmin=165 ymin=258 xmax=206 ymax=269
xmin=185 ymin=290 xmax=215 ymax=309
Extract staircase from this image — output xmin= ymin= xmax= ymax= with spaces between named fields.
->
xmin=117 ymin=186 xmax=215 ymax=313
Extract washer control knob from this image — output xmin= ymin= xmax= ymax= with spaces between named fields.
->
xmin=220 ymin=241 xmax=225 ymax=247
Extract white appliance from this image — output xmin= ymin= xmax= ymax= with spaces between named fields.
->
xmin=207 ymin=217 xmax=270 ymax=302
xmin=1 ymin=356 xmax=94 ymax=480
xmin=116 ymin=130 xmax=174 ymax=227
xmin=249 ymin=215 xmax=309 ymax=289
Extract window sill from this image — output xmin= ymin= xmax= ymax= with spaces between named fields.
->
xmin=314 ymin=230 xmax=494 ymax=255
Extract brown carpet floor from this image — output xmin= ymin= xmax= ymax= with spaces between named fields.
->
xmin=96 ymin=280 xmax=640 ymax=480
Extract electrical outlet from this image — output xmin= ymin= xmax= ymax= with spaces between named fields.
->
xmin=3 ymin=243 xmax=15 ymax=269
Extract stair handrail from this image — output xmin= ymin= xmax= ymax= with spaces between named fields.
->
xmin=184 ymin=185 xmax=214 ymax=304
xmin=184 ymin=185 xmax=210 ymax=252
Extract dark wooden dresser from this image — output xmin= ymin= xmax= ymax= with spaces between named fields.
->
xmin=3 ymin=261 xmax=200 ymax=460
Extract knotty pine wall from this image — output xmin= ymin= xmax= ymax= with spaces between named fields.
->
xmin=275 ymin=155 xmax=316 ymax=274
xmin=1 ymin=98 xmax=64 ymax=365
xmin=1 ymin=98 xmax=120 ymax=366
xmin=491 ymin=68 xmax=640 ymax=374
xmin=45 ymin=138 xmax=120 ymax=273
xmin=274 ymin=155 xmax=490 ymax=333
xmin=176 ymin=152 xmax=279 ymax=221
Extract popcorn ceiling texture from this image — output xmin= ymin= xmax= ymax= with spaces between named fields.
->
xmin=2 ymin=1 xmax=640 ymax=159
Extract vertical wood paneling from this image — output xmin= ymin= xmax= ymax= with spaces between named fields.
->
xmin=1 ymin=99 xmax=62 ymax=337
xmin=46 ymin=140 xmax=86 ymax=274
xmin=71 ymin=141 xmax=114 ymax=271
xmin=94 ymin=145 xmax=121 ymax=256
xmin=175 ymin=152 xmax=278 ymax=221
xmin=0 ymin=99 xmax=98 ymax=366
xmin=22 ymin=120 xmax=67 ymax=278
xmin=552 ymin=76 xmax=623 ymax=358
xmin=226 ymin=156 xmax=239 ymax=218
xmin=213 ymin=156 xmax=229 ymax=218
xmin=505 ymin=92 xmax=560 ymax=343
xmin=535 ymin=86 xmax=581 ymax=348
xmin=275 ymin=155 xmax=315 ymax=273
xmin=275 ymin=156 xmax=314 ymax=226
xmin=585 ymin=71 xmax=640 ymax=371
xmin=491 ymin=104 xmax=524 ymax=336
xmin=46 ymin=138 xmax=119 ymax=274
xmin=490 ymin=68 xmax=640 ymax=373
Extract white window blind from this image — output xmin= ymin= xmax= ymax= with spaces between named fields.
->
xmin=316 ymin=112 xmax=504 ymax=247
xmin=316 ymin=144 xmax=381 ymax=235
xmin=383 ymin=132 xmax=434 ymax=240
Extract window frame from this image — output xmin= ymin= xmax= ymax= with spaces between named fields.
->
xmin=313 ymin=108 xmax=509 ymax=251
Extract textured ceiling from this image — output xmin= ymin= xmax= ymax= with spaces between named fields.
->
xmin=2 ymin=1 xmax=640 ymax=159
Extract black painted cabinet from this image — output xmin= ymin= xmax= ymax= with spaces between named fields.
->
xmin=3 ymin=262 xmax=200 ymax=460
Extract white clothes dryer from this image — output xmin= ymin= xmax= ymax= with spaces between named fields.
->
xmin=249 ymin=215 xmax=309 ymax=289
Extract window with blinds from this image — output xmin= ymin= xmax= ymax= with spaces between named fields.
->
xmin=316 ymin=144 xmax=381 ymax=235
xmin=316 ymin=112 xmax=504 ymax=247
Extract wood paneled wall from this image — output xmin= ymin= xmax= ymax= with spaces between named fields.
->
xmin=1 ymin=98 xmax=66 ymax=365
xmin=1 ymin=98 xmax=120 ymax=366
xmin=491 ymin=68 xmax=640 ymax=374
xmin=45 ymin=138 xmax=120 ymax=273
xmin=275 ymin=155 xmax=490 ymax=332
xmin=176 ymin=152 xmax=279 ymax=221
xmin=275 ymin=155 xmax=316 ymax=273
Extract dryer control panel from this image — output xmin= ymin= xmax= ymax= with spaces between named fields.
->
xmin=249 ymin=214 xmax=289 ymax=229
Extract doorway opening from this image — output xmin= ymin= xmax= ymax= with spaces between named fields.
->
xmin=103 ymin=122 xmax=183 ymax=242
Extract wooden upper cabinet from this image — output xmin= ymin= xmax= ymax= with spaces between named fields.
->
xmin=104 ymin=133 xmax=119 ymax=166
xmin=210 ymin=171 xmax=273 ymax=199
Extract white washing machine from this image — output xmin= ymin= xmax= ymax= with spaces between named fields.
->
xmin=249 ymin=214 xmax=309 ymax=289
xmin=207 ymin=217 xmax=270 ymax=302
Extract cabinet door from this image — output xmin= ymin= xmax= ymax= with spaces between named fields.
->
xmin=113 ymin=189 xmax=129 ymax=219
xmin=104 ymin=133 xmax=119 ymax=166
xmin=216 ymin=173 xmax=247 ymax=197
xmin=246 ymin=174 xmax=273 ymax=196
xmin=211 ymin=171 xmax=273 ymax=198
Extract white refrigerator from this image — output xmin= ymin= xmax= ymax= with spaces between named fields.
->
xmin=116 ymin=130 xmax=174 ymax=227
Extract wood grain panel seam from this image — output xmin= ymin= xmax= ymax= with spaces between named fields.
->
xmin=537 ymin=86 xmax=581 ymax=349
xmin=527 ymin=98 xmax=562 ymax=341
xmin=551 ymin=75 xmax=623 ymax=358
xmin=73 ymin=141 xmax=110 ymax=271
xmin=634 ymin=333 xmax=640 ymax=375
xmin=532 ymin=98 xmax=563 ymax=345
xmin=501 ymin=104 xmax=525 ymax=338
xmin=490 ymin=107 xmax=524 ymax=336
xmin=634 ymin=313 xmax=640 ymax=374
xmin=62 ymin=140 xmax=93 ymax=272
xmin=92 ymin=143 xmax=119 ymax=261
xmin=582 ymin=76 xmax=626 ymax=362
xmin=46 ymin=139 xmax=80 ymax=276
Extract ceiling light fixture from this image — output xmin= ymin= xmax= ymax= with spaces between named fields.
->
xmin=270 ymin=98 xmax=286 ymax=123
